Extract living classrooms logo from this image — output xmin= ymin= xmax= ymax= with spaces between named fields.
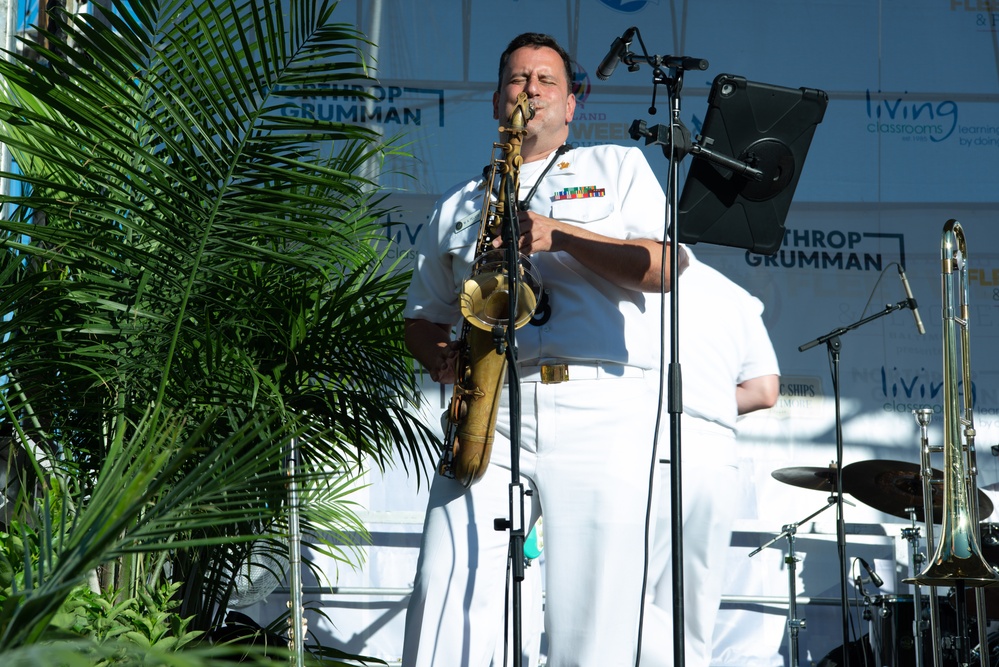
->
xmin=876 ymin=365 xmax=999 ymax=424
xmin=864 ymin=88 xmax=999 ymax=148
xmin=865 ymin=90 xmax=958 ymax=143
xmin=869 ymin=260 xmax=999 ymax=418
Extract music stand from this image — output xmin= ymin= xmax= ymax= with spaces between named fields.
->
xmin=669 ymin=70 xmax=839 ymax=667
xmin=677 ymin=73 xmax=828 ymax=255
xmin=628 ymin=65 xmax=827 ymax=667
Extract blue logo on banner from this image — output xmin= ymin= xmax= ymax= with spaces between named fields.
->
xmin=598 ymin=0 xmax=654 ymax=12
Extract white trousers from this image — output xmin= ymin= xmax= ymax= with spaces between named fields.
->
xmin=641 ymin=420 xmax=740 ymax=667
xmin=402 ymin=375 xmax=660 ymax=667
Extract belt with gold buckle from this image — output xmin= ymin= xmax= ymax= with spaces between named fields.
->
xmin=539 ymin=364 xmax=569 ymax=384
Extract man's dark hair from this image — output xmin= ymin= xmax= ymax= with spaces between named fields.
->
xmin=497 ymin=33 xmax=574 ymax=93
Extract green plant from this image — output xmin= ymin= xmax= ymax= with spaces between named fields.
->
xmin=0 ymin=0 xmax=436 ymax=660
xmin=51 ymin=581 xmax=201 ymax=651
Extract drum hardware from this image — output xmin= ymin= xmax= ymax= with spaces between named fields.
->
xmin=838 ymin=451 xmax=995 ymax=664
xmin=769 ymin=450 xmax=999 ymax=667
xmin=855 ymin=589 xmax=995 ymax=667
xmin=970 ymin=630 xmax=999 ymax=667
xmin=750 ymin=496 xmax=839 ymax=667
xmin=869 ymin=594 xmax=928 ymax=667
xmin=904 ymin=505 xmax=930 ymax=667
xmin=909 ymin=410 xmax=947 ymax=667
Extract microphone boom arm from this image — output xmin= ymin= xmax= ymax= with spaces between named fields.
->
xmin=629 ymin=119 xmax=764 ymax=181
xmin=798 ymin=299 xmax=912 ymax=352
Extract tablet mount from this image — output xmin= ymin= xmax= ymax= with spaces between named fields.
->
xmin=597 ymin=25 xmax=829 ymax=667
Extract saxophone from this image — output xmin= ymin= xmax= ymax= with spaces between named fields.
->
xmin=438 ymin=92 xmax=541 ymax=487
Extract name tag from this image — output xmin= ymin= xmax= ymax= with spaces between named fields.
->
xmin=453 ymin=211 xmax=479 ymax=234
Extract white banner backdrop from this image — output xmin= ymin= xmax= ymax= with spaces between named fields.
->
xmin=244 ymin=1 xmax=999 ymax=665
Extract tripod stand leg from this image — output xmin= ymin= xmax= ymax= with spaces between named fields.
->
xmin=785 ymin=531 xmax=804 ymax=667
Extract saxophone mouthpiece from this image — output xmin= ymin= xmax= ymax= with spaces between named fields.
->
xmin=527 ymin=101 xmax=536 ymax=120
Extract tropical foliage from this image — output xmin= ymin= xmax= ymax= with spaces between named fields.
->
xmin=0 ymin=0 xmax=435 ymax=662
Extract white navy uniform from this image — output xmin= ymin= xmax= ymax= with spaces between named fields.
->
xmin=642 ymin=249 xmax=780 ymax=667
xmin=403 ymin=144 xmax=667 ymax=667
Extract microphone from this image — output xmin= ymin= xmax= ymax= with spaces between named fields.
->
xmin=858 ymin=558 xmax=884 ymax=588
xmin=596 ymin=28 xmax=636 ymax=81
xmin=898 ymin=265 xmax=926 ymax=335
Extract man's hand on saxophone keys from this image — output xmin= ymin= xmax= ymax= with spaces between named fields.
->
xmin=404 ymin=318 xmax=460 ymax=385
xmin=493 ymin=209 xmax=685 ymax=294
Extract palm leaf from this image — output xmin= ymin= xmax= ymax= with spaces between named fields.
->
xmin=0 ymin=0 xmax=437 ymax=649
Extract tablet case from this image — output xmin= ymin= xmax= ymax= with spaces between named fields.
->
xmin=677 ymin=74 xmax=829 ymax=255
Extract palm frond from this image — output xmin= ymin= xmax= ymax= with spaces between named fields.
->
xmin=0 ymin=0 xmax=436 ymax=651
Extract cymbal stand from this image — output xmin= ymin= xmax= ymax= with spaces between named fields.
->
xmin=902 ymin=506 xmax=930 ymax=667
xmin=911 ymin=405 xmax=991 ymax=667
xmin=750 ymin=496 xmax=838 ymax=667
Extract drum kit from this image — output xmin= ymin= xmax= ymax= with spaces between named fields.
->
xmin=771 ymin=458 xmax=999 ymax=667
xmin=764 ymin=223 xmax=998 ymax=667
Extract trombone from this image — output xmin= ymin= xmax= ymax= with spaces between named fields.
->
xmin=906 ymin=220 xmax=999 ymax=667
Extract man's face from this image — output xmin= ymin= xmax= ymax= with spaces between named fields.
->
xmin=493 ymin=45 xmax=576 ymax=143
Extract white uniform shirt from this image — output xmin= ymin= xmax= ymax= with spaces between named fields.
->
xmin=673 ymin=248 xmax=780 ymax=432
xmin=405 ymin=144 xmax=667 ymax=370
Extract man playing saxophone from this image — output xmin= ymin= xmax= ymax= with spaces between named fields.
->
xmin=402 ymin=32 xmax=686 ymax=667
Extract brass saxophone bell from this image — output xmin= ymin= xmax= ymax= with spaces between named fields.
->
xmin=459 ymin=249 xmax=541 ymax=331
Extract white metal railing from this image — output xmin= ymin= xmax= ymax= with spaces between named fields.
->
xmin=273 ymin=585 xmax=865 ymax=608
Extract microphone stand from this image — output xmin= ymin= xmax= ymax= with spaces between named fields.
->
xmin=749 ymin=496 xmax=839 ymax=667
xmin=494 ymin=164 xmax=528 ymax=667
xmin=798 ymin=298 xmax=915 ymax=667
xmin=614 ymin=28 xmax=762 ymax=667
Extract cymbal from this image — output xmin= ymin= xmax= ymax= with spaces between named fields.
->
xmin=841 ymin=459 xmax=994 ymax=523
xmin=771 ymin=465 xmax=841 ymax=492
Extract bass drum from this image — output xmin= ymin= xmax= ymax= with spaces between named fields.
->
xmin=870 ymin=594 xmax=926 ymax=667
xmin=944 ymin=524 xmax=999 ymax=632
xmin=816 ymin=596 xmax=929 ymax=667
xmin=815 ymin=636 xmax=873 ymax=667
xmin=974 ymin=631 xmax=999 ymax=667
xmin=980 ymin=522 xmax=999 ymax=620
xmin=867 ymin=594 xmax=969 ymax=667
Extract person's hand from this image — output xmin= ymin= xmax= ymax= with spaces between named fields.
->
xmin=491 ymin=210 xmax=562 ymax=256
xmin=404 ymin=318 xmax=461 ymax=384
xmin=490 ymin=210 xmax=672 ymax=293
xmin=428 ymin=339 xmax=461 ymax=384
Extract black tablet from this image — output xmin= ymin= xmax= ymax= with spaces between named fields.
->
xmin=677 ymin=73 xmax=828 ymax=255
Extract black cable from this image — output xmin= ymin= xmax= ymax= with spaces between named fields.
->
xmin=635 ymin=168 xmax=671 ymax=667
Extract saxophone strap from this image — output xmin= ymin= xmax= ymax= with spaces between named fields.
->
xmin=517 ymin=143 xmax=571 ymax=212
xmin=520 ymin=144 xmax=569 ymax=328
